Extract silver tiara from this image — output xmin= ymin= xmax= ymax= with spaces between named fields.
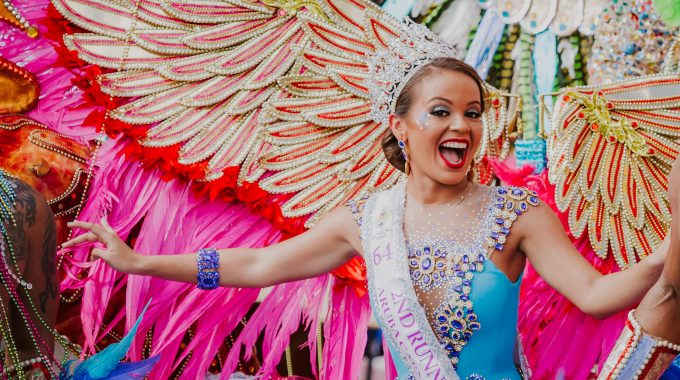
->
xmin=367 ymin=19 xmax=458 ymax=126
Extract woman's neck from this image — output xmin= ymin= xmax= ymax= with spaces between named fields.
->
xmin=405 ymin=172 xmax=471 ymax=205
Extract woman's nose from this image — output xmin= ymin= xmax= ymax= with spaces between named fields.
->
xmin=448 ymin=115 xmax=471 ymax=133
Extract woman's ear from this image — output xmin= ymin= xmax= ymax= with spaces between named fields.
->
xmin=388 ymin=113 xmax=407 ymax=142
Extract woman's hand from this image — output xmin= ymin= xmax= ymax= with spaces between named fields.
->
xmin=62 ymin=218 xmax=142 ymax=274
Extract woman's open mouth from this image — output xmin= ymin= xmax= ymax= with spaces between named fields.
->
xmin=438 ymin=139 xmax=468 ymax=169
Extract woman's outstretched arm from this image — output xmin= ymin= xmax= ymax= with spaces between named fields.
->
xmin=517 ymin=202 xmax=667 ymax=319
xmin=62 ymin=206 xmax=361 ymax=288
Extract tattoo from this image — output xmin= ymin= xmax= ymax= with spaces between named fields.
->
xmin=13 ymin=180 xmax=37 ymax=227
xmin=4 ymin=179 xmax=35 ymax=262
xmin=39 ymin=208 xmax=58 ymax=314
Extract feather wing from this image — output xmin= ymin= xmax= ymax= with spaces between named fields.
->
xmin=54 ymin=0 xmax=512 ymax=226
xmin=548 ymin=74 xmax=680 ymax=269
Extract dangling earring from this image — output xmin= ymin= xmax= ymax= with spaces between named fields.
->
xmin=467 ymin=165 xmax=477 ymax=182
xmin=398 ymin=139 xmax=411 ymax=176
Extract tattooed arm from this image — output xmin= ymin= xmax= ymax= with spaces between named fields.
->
xmin=4 ymin=178 xmax=59 ymax=368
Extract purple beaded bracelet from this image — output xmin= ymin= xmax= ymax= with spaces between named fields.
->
xmin=197 ymin=248 xmax=219 ymax=290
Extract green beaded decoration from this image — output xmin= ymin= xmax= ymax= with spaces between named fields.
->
xmin=422 ymin=0 xmax=456 ymax=27
xmin=517 ymin=32 xmax=537 ymax=139
xmin=498 ymin=25 xmax=519 ymax=92
xmin=579 ymin=34 xmax=593 ymax=84
xmin=487 ymin=25 xmax=509 ymax=88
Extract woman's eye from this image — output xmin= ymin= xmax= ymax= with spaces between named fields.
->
xmin=431 ymin=106 xmax=449 ymax=116
xmin=466 ymin=110 xmax=482 ymax=118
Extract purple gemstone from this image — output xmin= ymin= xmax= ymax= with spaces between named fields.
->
xmin=433 ymin=273 xmax=439 ymax=279
xmin=434 ymin=249 xmax=442 ymax=257
xmin=497 ymin=204 xmax=504 ymax=209
xmin=455 ymin=270 xmax=465 ymax=277
xmin=452 ymin=320 xmax=463 ymax=330
xmin=438 ymin=315 xmax=447 ymax=322
xmin=495 ymin=218 xmax=505 ymax=225
xmin=512 ymin=188 xmax=523 ymax=196
xmin=515 ymin=209 xmax=523 ymax=215
xmin=424 ymin=246 xmax=431 ymax=254
xmin=462 ymin=255 xmax=469 ymax=263
xmin=437 ymin=262 xmax=445 ymax=268
xmin=463 ymin=279 xmax=471 ymax=286
xmin=453 ymin=285 xmax=463 ymax=292
xmin=409 ymin=259 xmax=418 ymax=266
xmin=413 ymin=270 xmax=421 ymax=278
xmin=497 ymin=197 xmax=505 ymax=202
xmin=477 ymin=254 xmax=485 ymax=262
xmin=439 ymin=270 xmax=446 ymax=277
xmin=530 ymin=196 xmax=538 ymax=203
xmin=501 ymin=227 xmax=510 ymax=234
xmin=423 ymin=276 xmax=431 ymax=285
xmin=469 ymin=313 xmax=477 ymax=321
xmin=506 ymin=201 xmax=514 ymax=209
xmin=521 ymin=202 xmax=528 ymax=211
xmin=495 ymin=243 xmax=504 ymax=251
xmin=460 ymin=295 xmax=469 ymax=301
xmin=422 ymin=257 xmax=432 ymax=270
xmin=491 ymin=232 xmax=499 ymax=239
xmin=498 ymin=188 xmax=507 ymax=194
xmin=445 ymin=343 xmax=454 ymax=351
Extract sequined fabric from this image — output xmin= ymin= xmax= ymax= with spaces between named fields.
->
xmin=403 ymin=185 xmax=538 ymax=369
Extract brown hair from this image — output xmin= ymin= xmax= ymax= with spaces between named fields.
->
xmin=381 ymin=57 xmax=487 ymax=172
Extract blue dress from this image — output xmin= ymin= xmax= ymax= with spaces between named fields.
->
xmin=386 ymin=260 xmax=523 ymax=380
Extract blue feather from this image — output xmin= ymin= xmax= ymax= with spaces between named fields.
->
xmin=660 ymin=355 xmax=680 ymax=380
xmin=61 ymin=301 xmax=157 ymax=380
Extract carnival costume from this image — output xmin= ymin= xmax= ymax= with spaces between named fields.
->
xmin=1 ymin=0 xmax=680 ymax=378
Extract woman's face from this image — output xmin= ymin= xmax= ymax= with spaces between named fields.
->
xmin=389 ymin=68 xmax=483 ymax=186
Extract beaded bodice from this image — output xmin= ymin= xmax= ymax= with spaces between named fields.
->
xmin=350 ymin=184 xmax=540 ymax=376
xmin=403 ymin=185 xmax=493 ymax=368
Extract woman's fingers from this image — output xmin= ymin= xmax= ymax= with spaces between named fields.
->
xmin=65 ymin=220 xmax=121 ymax=247
xmin=61 ymin=232 xmax=99 ymax=248
xmin=67 ymin=220 xmax=99 ymax=231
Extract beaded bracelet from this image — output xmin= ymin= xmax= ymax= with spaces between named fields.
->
xmin=197 ymin=248 xmax=219 ymax=290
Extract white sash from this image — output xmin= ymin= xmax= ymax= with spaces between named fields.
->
xmin=362 ymin=182 xmax=459 ymax=380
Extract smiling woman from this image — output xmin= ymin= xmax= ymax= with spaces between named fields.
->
xmin=382 ymin=57 xmax=486 ymax=181
xmin=61 ymin=21 xmax=678 ymax=380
